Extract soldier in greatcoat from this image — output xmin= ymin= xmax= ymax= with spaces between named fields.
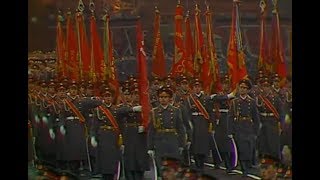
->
xmin=147 ymin=86 xmax=186 ymax=176
xmin=228 ymin=79 xmax=260 ymax=176
xmin=90 ymin=87 xmax=122 ymax=179
xmin=116 ymin=83 xmax=150 ymax=180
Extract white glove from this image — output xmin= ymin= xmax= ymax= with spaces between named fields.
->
xmin=42 ymin=116 xmax=48 ymax=124
xmin=49 ymin=129 xmax=55 ymax=140
xmin=210 ymin=94 xmax=217 ymax=99
xmin=60 ymin=125 xmax=66 ymax=135
xmin=138 ymin=125 xmax=145 ymax=133
xmin=186 ymin=141 xmax=191 ymax=150
xmin=35 ymin=115 xmax=40 ymax=123
xmin=178 ymin=147 xmax=184 ymax=154
xmin=147 ymin=150 xmax=155 ymax=158
xmin=120 ymin=145 xmax=125 ymax=154
xmin=132 ymin=105 xmax=142 ymax=112
xmin=91 ymin=136 xmax=98 ymax=147
xmin=228 ymin=134 xmax=233 ymax=139
xmin=227 ymin=92 xmax=235 ymax=99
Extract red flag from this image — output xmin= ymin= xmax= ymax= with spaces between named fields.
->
xmin=136 ymin=20 xmax=151 ymax=129
xmin=65 ymin=11 xmax=79 ymax=82
xmin=184 ymin=12 xmax=195 ymax=77
xmin=75 ymin=11 xmax=90 ymax=80
xmin=203 ymin=6 xmax=221 ymax=94
xmin=89 ymin=13 xmax=104 ymax=96
xmin=258 ymin=1 xmax=271 ymax=73
xmin=151 ymin=8 xmax=166 ymax=78
xmin=56 ymin=13 xmax=66 ymax=79
xmin=227 ymin=1 xmax=248 ymax=90
xmin=270 ymin=2 xmax=287 ymax=79
xmin=171 ymin=2 xmax=186 ymax=77
xmin=102 ymin=13 xmax=119 ymax=101
xmin=193 ymin=4 xmax=205 ymax=77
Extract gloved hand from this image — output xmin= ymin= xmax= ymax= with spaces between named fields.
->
xmin=227 ymin=92 xmax=235 ymax=99
xmin=285 ymin=114 xmax=291 ymax=124
xmin=132 ymin=105 xmax=142 ymax=112
xmin=91 ymin=136 xmax=98 ymax=147
xmin=60 ymin=125 xmax=66 ymax=135
xmin=178 ymin=147 xmax=184 ymax=154
xmin=186 ymin=141 xmax=191 ymax=150
xmin=120 ymin=145 xmax=125 ymax=154
xmin=228 ymin=134 xmax=233 ymax=139
xmin=147 ymin=150 xmax=155 ymax=158
xmin=210 ymin=94 xmax=217 ymax=99
xmin=49 ymin=128 xmax=55 ymax=140
xmin=42 ymin=116 xmax=48 ymax=124
xmin=35 ymin=115 xmax=40 ymax=123
xmin=138 ymin=125 xmax=145 ymax=133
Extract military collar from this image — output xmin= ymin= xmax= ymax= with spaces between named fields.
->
xmin=273 ymin=86 xmax=280 ymax=93
xmin=105 ymin=103 xmax=112 ymax=108
xmin=240 ymin=94 xmax=248 ymax=100
xmin=195 ymin=93 xmax=202 ymax=97
xmin=160 ymin=104 xmax=169 ymax=110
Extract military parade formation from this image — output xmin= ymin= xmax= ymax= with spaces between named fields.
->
xmin=28 ymin=0 xmax=292 ymax=179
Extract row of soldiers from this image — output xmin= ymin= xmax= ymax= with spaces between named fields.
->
xmin=28 ymin=70 xmax=292 ymax=179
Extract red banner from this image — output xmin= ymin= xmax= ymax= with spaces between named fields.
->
xmin=136 ymin=20 xmax=151 ymax=129
xmin=151 ymin=8 xmax=166 ymax=78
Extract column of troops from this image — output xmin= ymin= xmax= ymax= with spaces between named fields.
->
xmin=28 ymin=70 xmax=292 ymax=179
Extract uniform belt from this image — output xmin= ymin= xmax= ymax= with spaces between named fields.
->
xmin=260 ymin=113 xmax=274 ymax=117
xmin=192 ymin=112 xmax=203 ymax=116
xmin=100 ymin=125 xmax=114 ymax=130
xmin=157 ymin=128 xmax=177 ymax=133
xmin=124 ymin=122 xmax=139 ymax=127
xmin=66 ymin=116 xmax=79 ymax=120
xmin=238 ymin=116 xmax=252 ymax=122
xmin=212 ymin=109 xmax=229 ymax=113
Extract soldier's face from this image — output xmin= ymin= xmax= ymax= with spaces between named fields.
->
xmin=159 ymin=92 xmax=171 ymax=106
xmin=104 ymin=93 xmax=113 ymax=104
xmin=180 ymin=81 xmax=189 ymax=90
xmin=193 ymin=84 xmax=202 ymax=94
xmin=238 ymin=83 xmax=249 ymax=96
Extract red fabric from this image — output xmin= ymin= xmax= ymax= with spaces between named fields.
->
xmin=76 ymin=12 xmax=90 ymax=80
xmin=171 ymin=4 xmax=187 ymax=77
xmin=227 ymin=2 xmax=248 ymax=90
xmin=65 ymin=13 xmax=79 ymax=82
xmin=184 ymin=15 xmax=195 ymax=77
xmin=270 ymin=11 xmax=287 ymax=79
xmin=202 ymin=7 xmax=221 ymax=94
xmin=258 ymin=10 xmax=271 ymax=73
xmin=89 ymin=15 xmax=104 ymax=82
xmin=136 ymin=20 xmax=151 ymax=129
xmin=151 ymin=10 xmax=166 ymax=78
xmin=56 ymin=15 xmax=66 ymax=79
xmin=193 ymin=5 xmax=205 ymax=77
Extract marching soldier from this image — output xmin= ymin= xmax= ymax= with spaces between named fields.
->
xmin=117 ymin=83 xmax=150 ymax=180
xmin=256 ymin=77 xmax=283 ymax=160
xmin=147 ymin=86 xmax=186 ymax=176
xmin=90 ymin=87 xmax=122 ymax=179
xmin=184 ymin=78 xmax=233 ymax=171
xmin=57 ymin=81 xmax=102 ymax=173
xmin=150 ymin=76 xmax=161 ymax=107
xmin=212 ymin=75 xmax=235 ymax=174
xmin=228 ymin=79 xmax=260 ymax=176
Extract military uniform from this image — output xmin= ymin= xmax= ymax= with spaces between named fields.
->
xmin=91 ymin=99 xmax=121 ymax=178
xmin=57 ymin=83 xmax=102 ymax=172
xmin=229 ymin=79 xmax=260 ymax=176
xmin=256 ymin=78 xmax=283 ymax=160
xmin=183 ymin=79 xmax=216 ymax=170
xmin=148 ymin=103 xmax=186 ymax=172
xmin=117 ymin=103 xmax=149 ymax=180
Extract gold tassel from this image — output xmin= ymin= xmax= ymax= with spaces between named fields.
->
xmin=208 ymin=122 xmax=213 ymax=132
xmin=118 ymin=134 xmax=123 ymax=146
